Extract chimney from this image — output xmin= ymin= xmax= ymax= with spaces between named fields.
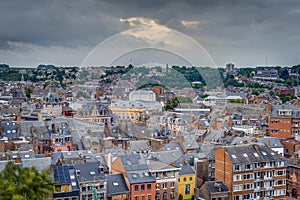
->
xmin=294 ymin=153 xmax=299 ymax=165
xmin=107 ymin=152 xmax=112 ymax=174
xmin=266 ymin=139 xmax=270 ymax=147
xmin=254 ymin=144 xmax=260 ymax=151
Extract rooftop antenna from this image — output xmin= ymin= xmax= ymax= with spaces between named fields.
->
xmin=265 ymin=56 xmax=268 ymax=67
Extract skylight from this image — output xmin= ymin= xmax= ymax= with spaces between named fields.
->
xmin=232 ymin=154 xmax=237 ymax=158
xmin=262 ymin=152 xmax=267 ymax=156
xmin=243 ymin=153 xmax=248 ymax=158
xmin=71 ymin=182 xmax=77 ymax=186
xmin=113 ymin=182 xmax=119 ymax=186
xmin=253 ymin=153 xmax=259 ymax=157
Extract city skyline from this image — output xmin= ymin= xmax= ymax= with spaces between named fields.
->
xmin=1 ymin=0 xmax=300 ymax=67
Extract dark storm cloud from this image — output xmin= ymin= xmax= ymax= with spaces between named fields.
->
xmin=0 ymin=0 xmax=300 ymax=66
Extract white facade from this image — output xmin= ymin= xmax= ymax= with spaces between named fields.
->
xmin=129 ymin=90 xmax=156 ymax=101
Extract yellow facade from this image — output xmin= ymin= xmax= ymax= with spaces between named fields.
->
xmin=178 ymin=174 xmax=195 ymax=200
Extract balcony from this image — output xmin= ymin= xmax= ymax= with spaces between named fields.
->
xmin=254 ymin=177 xmax=263 ymax=182
xmin=264 ymin=176 xmax=273 ymax=180
xmin=254 ymin=186 xmax=263 ymax=192
xmin=263 ymin=186 xmax=274 ymax=191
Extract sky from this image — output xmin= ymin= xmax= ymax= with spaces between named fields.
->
xmin=1 ymin=0 xmax=300 ymax=68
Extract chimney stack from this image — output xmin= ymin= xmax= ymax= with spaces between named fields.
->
xmin=294 ymin=153 xmax=299 ymax=165
xmin=266 ymin=139 xmax=270 ymax=147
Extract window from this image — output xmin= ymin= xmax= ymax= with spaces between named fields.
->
xmin=135 ymin=196 xmax=139 ymax=200
xmin=156 ymin=193 xmax=160 ymax=200
xmin=162 ymin=183 xmax=167 ymax=189
xmin=233 ymin=184 xmax=242 ymax=191
xmin=233 ymin=175 xmax=241 ymax=181
xmin=245 ymin=164 xmax=252 ymax=170
xmin=147 ymin=184 xmax=151 ymax=190
xmin=141 ymin=184 xmax=145 ymax=191
xmin=178 ymin=178 xmax=180 ymax=182
xmin=156 ymin=183 xmax=160 ymax=190
xmin=147 ymin=195 xmax=151 ymax=200
xmin=163 ymin=171 xmax=168 ymax=178
xmin=170 ymin=182 xmax=175 ymax=188
xmin=155 ymin=172 xmax=160 ymax=179
xmin=244 ymin=194 xmax=253 ymax=199
xmin=183 ymin=178 xmax=187 ymax=182
xmin=244 ymin=183 xmax=253 ymax=190
xmin=163 ymin=192 xmax=167 ymax=200
xmin=135 ymin=185 xmax=139 ymax=191
xmin=141 ymin=195 xmax=145 ymax=200
xmin=233 ymin=195 xmax=242 ymax=200
xmin=170 ymin=192 xmax=175 ymax=199
xmin=185 ymin=184 xmax=190 ymax=195
xmin=171 ymin=171 xmax=175 ymax=177
xmin=244 ymin=174 xmax=253 ymax=180
xmin=234 ymin=165 xmax=240 ymax=171
xmin=189 ymin=177 xmax=193 ymax=181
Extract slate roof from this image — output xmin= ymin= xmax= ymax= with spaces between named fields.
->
xmin=106 ymin=173 xmax=130 ymax=196
xmin=80 ymin=102 xmax=111 ymax=116
xmin=74 ymin=162 xmax=106 ymax=182
xmin=54 ymin=165 xmax=79 ymax=191
xmin=148 ymin=159 xmax=181 ymax=172
xmin=128 ymin=140 xmax=151 ymax=154
xmin=270 ymin=105 xmax=300 ymax=118
xmin=204 ymin=181 xmax=229 ymax=193
xmin=151 ymin=149 xmax=183 ymax=164
xmin=1 ymin=121 xmax=19 ymax=140
xmin=22 ymin=157 xmax=51 ymax=172
xmin=163 ymin=142 xmax=184 ymax=153
xmin=257 ymin=137 xmax=283 ymax=148
xmin=120 ymin=154 xmax=155 ymax=184
xmin=224 ymin=144 xmax=287 ymax=164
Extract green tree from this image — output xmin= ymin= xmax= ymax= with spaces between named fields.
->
xmin=0 ymin=161 xmax=54 ymax=200
xmin=25 ymin=88 xmax=33 ymax=98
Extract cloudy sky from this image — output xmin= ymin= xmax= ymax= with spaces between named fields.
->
xmin=1 ymin=0 xmax=300 ymax=67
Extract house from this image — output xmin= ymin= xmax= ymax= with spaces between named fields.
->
xmin=287 ymin=152 xmax=300 ymax=199
xmin=106 ymin=173 xmax=130 ymax=200
xmin=111 ymin=154 xmax=156 ymax=200
xmin=215 ymin=144 xmax=287 ymax=200
xmin=53 ymin=165 xmax=80 ymax=199
xmin=148 ymin=159 xmax=181 ymax=200
xmin=74 ymin=162 xmax=107 ymax=200
xmin=198 ymin=181 xmax=230 ymax=200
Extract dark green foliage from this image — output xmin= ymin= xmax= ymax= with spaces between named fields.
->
xmin=0 ymin=162 xmax=54 ymax=200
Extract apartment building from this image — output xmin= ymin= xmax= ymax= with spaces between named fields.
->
xmin=215 ymin=144 xmax=287 ymax=200
xmin=269 ymin=106 xmax=300 ymax=139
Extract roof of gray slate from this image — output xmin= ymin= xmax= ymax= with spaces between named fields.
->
xmin=148 ymin=159 xmax=180 ymax=172
xmin=204 ymin=181 xmax=229 ymax=193
xmin=107 ymin=173 xmax=130 ymax=195
xmin=224 ymin=144 xmax=287 ymax=164
xmin=120 ymin=154 xmax=155 ymax=184
xmin=183 ymin=134 xmax=199 ymax=150
xmin=53 ymin=165 xmax=79 ymax=191
xmin=176 ymin=153 xmax=196 ymax=176
xmin=257 ymin=137 xmax=283 ymax=148
xmin=151 ymin=149 xmax=183 ymax=164
xmin=163 ymin=142 xmax=184 ymax=153
xmin=22 ymin=157 xmax=51 ymax=172
xmin=1 ymin=121 xmax=19 ymax=140
xmin=80 ymin=102 xmax=111 ymax=116
xmin=270 ymin=105 xmax=300 ymax=118
xmin=128 ymin=140 xmax=151 ymax=154
xmin=74 ymin=162 xmax=106 ymax=182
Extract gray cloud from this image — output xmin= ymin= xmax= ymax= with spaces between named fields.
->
xmin=0 ymin=0 xmax=299 ymax=66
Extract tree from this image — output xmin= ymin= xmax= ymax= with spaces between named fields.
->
xmin=0 ymin=161 xmax=54 ymax=200
xmin=25 ymin=87 xmax=33 ymax=98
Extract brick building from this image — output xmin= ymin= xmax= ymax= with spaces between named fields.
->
xmin=215 ymin=144 xmax=287 ymax=200
xmin=269 ymin=106 xmax=300 ymax=138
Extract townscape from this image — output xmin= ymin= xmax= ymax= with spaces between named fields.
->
xmin=0 ymin=63 xmax=299 ymax=200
